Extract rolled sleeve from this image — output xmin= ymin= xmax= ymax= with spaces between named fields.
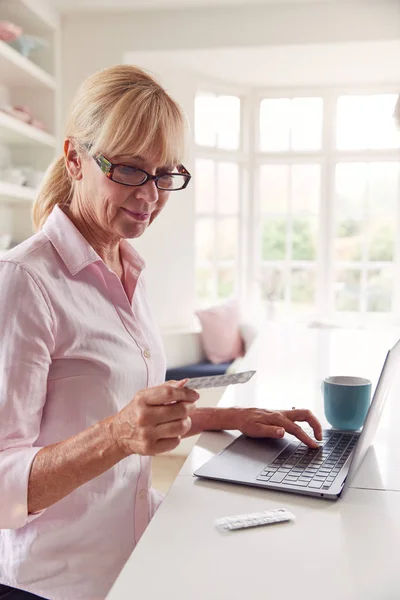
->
xmin=0 ymin=261 xmax=54 ymax=529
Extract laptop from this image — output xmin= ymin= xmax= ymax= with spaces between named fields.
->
xmin=194 ymin=338 xmax=400 ymax=500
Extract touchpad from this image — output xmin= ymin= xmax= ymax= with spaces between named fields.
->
xmin=194 ymin=434 xmax=299 ymax=481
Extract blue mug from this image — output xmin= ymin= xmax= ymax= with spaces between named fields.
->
xmin=323 ymin=376 xmax=372 ymax=431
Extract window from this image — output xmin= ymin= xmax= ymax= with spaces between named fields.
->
xmin=334 ymin=162 xmax=399 ymax=315
xmin=259 ymin=163 xmax=321 ymax=318
xmin=195 ymin=92 xmax=241 ymax=150
xmin=336 ymin=94 xmax=400 ymax=150
xmin=255 ymin=91 xmax=400 ymax=324
xmin=194 ymin=88 xmax=400 ymax=324
xmin=194 ymin=92 xmax=242 ymax=306
xmin=257 ymin=96 xmax=323 ymax=319
xmin=259 ymin=97 xmax=323 ymax=152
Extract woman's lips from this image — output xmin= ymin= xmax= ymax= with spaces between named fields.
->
xmin=121 ymin=207 xmax=150 ymax=222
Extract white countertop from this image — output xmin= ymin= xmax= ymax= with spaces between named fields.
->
xmin=107 ymin=323 xmax=400 ymax=600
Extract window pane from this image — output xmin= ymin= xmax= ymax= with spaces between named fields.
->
xmin=195 ymin=93 xmax=217 ymax=146
xmin=335 ymin=270 xmax=361 ymax=312
xmin=291 ymin=164 xmax=321 ymax=215
xmin=195 ymin=159 xmax=215 ymax=214
xmin=260 ymin=98 xmax=290 ymax=151
xmin=337 ymin=96 xmax=369 ymax=150
xmin=196 ymin=266 xmax=214 ymax=301
xmin=368 ymin=162 xmax=399 ymax=217
xmin=196 ymin=219 xmax=214 ymax=262
xmin=217 ymin=265 xmax=235 ymax=299
xmin=260 ymin=97 xmax=322 ymax=152
xmin=336 ymin=163 xmax=367 ymax=209
xmin=366 ymin=268 xmax=393 ymax=313
xmin=217 ymin=96 xmax=240 ymax=150
xmin=367 ymin=163 xmax=398 ymax=261
xmin=368 ymin=95 xmax=400 ymax=149
xmin=335 ymin=162 xmax=399 ymax=262
xmin=291 ymin=217 xmax=317 ymax=261
xmin=335 ymin=163 xmax=366 ymax=262
xmin=368 ymin=223 xmax=395 ymax=262
xmin=262 ymin=217 xmax=287 ymax=260
xmin=291 ymin=98 xmax=323 ymax=151
xmin=337 ymin=94 xmax=400 ymax=150
xmin=291 ymin=268 xmax=316 ymax=306
xmin=217 ymin=162 xmax=239 ymax=214
xmin=260 ymin=165 xmax=288 ymax=213
xmin=336 ymin=219 xmax=363 ymax=262
xmin=216 ymin=218 xmax=238 ymax=261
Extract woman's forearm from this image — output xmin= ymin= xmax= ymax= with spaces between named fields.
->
xmin=184 ymin=406 xmax=244 ymax=437
xmin=28 ymin=417 xmax=125 ymax=514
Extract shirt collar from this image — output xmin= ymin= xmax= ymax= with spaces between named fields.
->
xmin=42 ymin=205 xmax=146 ymax=276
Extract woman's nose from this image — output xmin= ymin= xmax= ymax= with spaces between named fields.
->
xmin=136 ymin=180 xmax=159 ymax=204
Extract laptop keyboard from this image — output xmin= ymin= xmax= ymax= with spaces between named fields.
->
xmin=256 ymin=431 xmax=358 ymax=491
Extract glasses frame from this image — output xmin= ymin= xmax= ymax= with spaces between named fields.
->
xmin=92 ymin=153 xmax=191 ymax=191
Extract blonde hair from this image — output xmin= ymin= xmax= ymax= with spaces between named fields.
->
xmin=33 ymin=65 xmax=186 ymax=230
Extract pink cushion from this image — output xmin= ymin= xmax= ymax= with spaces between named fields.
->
xmin=196 ymin=301 xmax=244 ymax=365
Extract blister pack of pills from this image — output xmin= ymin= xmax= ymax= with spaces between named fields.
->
xmin=184 ymin=370 xmax=256 ymax=390
xmin=215 ymin=508 xmax=295 ymax=531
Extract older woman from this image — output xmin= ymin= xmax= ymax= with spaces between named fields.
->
xmin=0 ymin=65 xmax=322 ymax=600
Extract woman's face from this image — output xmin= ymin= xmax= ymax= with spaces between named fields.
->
xmin=65 ymin=140 xmax=172 ymax=241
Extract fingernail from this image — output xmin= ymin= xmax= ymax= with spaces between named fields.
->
xmin=276 ymin=428 xmax=284 ymax=436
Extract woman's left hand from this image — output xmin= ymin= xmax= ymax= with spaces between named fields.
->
xmin=236 ymin=408 xmax=323 ymax=448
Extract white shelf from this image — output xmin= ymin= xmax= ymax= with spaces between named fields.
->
xmin=0 ymin=41 xmax=56 ymax=90
xmin=1 ymin=0 xmax=59 ymax=33
xmin=0 ymin=0 xmax=59 ymax=246
xmin=0 ymin=181 xmax=37 ymax=203
xmin=0 ymin=110 xmax=56 ymax=148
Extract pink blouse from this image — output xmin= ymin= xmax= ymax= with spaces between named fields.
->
xmin=0 ymin=206 xmax=166 ymax=600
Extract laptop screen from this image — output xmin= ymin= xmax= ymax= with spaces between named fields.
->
xmin=346 ymin=339 xmax=400 ymax=487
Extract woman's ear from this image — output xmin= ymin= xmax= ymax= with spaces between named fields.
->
xmin=64 ymin=138 xmax=83 ymax=181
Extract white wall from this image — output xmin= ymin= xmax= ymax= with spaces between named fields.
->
xmin=61 ymin=1 xmax=400 ymax=108
xmin=123 ymin=69 xmax=197 ymax=331
xmin=131 ymin=40 xmax=400 ymax=87
xmin=60 ymin=0 xmax=400 ymax=331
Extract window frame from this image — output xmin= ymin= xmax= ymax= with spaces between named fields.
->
xmin=252 ymin=84 xmax=400 ymax=325
xmin=194 ymin=82 xmax=400 ymax=324
xmin=194 ymin=81 xmax=250 ymax=308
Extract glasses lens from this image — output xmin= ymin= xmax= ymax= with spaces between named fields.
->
xmin=113 ymin=165 xmax=147 ymax=186
xmin=157 ymin=174 xmax=188 ymax=190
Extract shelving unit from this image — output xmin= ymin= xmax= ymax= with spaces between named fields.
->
xmin=0 ymin=110 xmax=56 ymax=147
xmin=0 ymin=180 xmax=37 ymax=203
xmin=0 ymin=40 xmax=56 ymax=90
xmin=0 ymin=0 xmax=59 ymax=244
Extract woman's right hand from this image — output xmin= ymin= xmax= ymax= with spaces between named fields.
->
xmin=110 ymin=380 xmax=199 ymax=457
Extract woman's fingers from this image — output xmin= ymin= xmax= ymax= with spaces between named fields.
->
xmin=155 ymin=417 xmax=192 ymax=439
xmin=282 ymin=409 xmax=323 ymax=441
xmin=154 ymin=437 xmax=182 ymax=454
xmin=139 ymin=383 xmax=199 ymax=406
xmin=251 ymin=423 xmax=286 ymax=439
xmin=141 ymin=401 xmax=194 ymax=426
xmin=266 ymin=413 xmax=319 ymax=448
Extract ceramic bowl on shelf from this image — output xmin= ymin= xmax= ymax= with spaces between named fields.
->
xmin=0 ymin=105 xmax=32 ymax=123
xmin=0 ymin=21 xmax=22 ymax=42
xmin=0 ymin=166 xmax=27 ymax=186
xmin=9 ymin=34 xmax=49 ymax=59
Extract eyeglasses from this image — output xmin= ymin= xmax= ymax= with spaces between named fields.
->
xmin=93 ymin=154 xmax=191 ymax=191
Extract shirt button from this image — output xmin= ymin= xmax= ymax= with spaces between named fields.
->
xmin=143 ymin=349 xmax=151 ymax=359
xmin=139 ymin=489 xmax=147 ymax=499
